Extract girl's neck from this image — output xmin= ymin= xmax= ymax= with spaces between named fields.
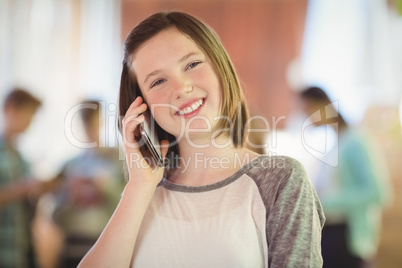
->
xmin=168 ymin=135 xmax=259 ymax=186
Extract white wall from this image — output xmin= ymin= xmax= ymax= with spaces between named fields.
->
xmin=301 ymin=0 xmax=402 ymax=124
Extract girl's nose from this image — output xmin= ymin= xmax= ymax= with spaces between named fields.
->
xmin=172 ymin=76 xmax=193 ymax=99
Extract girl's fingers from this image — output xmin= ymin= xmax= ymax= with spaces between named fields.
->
xmin=122 ymin=97 xmax=167 ymax=182
xmin=121 ymin=97 xmax=147 ymax=149
xmin=125 ymin=96 xmax=146 ymax=116
xmin=122 ymin=114 xmax=144 ymax=147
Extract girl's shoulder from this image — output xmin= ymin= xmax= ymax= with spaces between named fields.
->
xmin=240 ymin=154 xmax=311 ymax=198
xmin=242 ymin=155 xmax=323 ymax=223
xmin=241 ymin=154 xmax=307 ymax=182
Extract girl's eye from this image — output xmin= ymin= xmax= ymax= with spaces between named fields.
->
xmin=186 ymin=61 xmax=201 ymax=70
xmin=151 ymin=79 xmax=165 ymax=88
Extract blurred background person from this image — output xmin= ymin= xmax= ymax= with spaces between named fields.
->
xmin=0 ymin=88 xmax=51 ymax=268
xmin=50 ymin=100 xmax=125 ymax=268
xmin=298 ymin=86 xmax=393 ymax=268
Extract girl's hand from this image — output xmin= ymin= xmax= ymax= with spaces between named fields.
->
xmin=121 ymin=96 xmax=169 ymax=187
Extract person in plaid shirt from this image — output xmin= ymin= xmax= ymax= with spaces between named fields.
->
xmin=0 ymin=88 xmax=45 ymax=268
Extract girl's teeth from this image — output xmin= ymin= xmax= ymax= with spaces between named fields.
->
xmin=179 ymin=99 xmax=203 ymax=115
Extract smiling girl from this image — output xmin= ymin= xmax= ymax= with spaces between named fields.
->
xmin=79 ymin=11 xmax=325 ymax=268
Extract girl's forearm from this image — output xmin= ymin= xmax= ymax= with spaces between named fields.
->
xmin=78 ymin=181 xmax=156 ymax=267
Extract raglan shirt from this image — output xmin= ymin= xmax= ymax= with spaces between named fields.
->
xmin=132 ymin=155 xmax=325 ymax=267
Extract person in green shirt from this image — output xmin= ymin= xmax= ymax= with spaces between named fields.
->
xmin=299 ymin=86 xmax=393 ymax=268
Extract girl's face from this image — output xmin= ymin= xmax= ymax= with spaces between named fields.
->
xmin=131 ymin=27 xmax=222 ymax=140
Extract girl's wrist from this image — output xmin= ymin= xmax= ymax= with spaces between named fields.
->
xmin=123 ymin=178 xmax=158 ymax=198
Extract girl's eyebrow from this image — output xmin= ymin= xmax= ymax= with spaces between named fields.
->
xmin=143 ymin=51 xmax=202 ymax=85
xmin=143 ymin=70 xmax=162 ymax=85
xmin=178 ymin=51 xmax=200 ymax=63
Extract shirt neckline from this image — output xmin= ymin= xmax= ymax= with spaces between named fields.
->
xmin=160 ymin=155 xmax=264 ymax=193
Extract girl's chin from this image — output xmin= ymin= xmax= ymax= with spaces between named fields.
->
xmin=160 ymin=116 xmax=221 ymax=140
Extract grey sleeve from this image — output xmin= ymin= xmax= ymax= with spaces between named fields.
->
xmin=248 ymin=156 xmax=325 ymax=268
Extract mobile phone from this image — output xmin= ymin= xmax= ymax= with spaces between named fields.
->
xmin=139 ymin=112 xmax=163 ymax=167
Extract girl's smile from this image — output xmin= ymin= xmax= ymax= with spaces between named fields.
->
xmin=176 ymin=97 xmax=205 ymax=117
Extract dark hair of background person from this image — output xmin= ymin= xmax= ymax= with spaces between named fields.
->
xmin=3 ymin=88 xmax=42 ymax=110
xmin=299 ymin=86 xmax=348 ymax=129
xmin=79 ymin=100 xmax=101 ymax=125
